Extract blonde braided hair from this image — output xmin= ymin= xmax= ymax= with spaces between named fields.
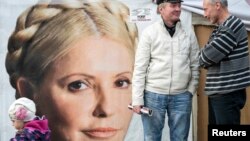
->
xmin=6 ymin=0 xmax=138 ymax=98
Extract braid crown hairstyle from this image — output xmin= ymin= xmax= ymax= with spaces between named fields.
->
xmin=6 ymin=0 xmax=138 ymax=98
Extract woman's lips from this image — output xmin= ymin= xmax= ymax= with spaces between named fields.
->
xmin=83 ymin=127 xmax=118 ymax=138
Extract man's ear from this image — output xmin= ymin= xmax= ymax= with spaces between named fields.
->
xmin=157 ymin=6 xmax=161 ymax=14
xmin=16 ymin=77 xmax=35 ymax=100
xmin=215 ymin=1 xmax=221 ymax=10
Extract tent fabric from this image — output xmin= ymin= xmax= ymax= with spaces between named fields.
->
xmin=182 ymin=0 xmax=250 ymax=31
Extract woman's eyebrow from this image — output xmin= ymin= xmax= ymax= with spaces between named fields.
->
xmin=115 ymin=71 xmax=132 ymax=77
xmin=61 ymin=73 xmax=95 ymax=80
xmin=57 ymin=73 xmax=96 ymax=85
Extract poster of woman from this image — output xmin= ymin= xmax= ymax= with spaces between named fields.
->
xmin=0 ymin=0 xmax=194 ymax=141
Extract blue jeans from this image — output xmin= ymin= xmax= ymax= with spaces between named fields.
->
xmin=208 ymin=89 xmax=246 ymax=125
xmin=141 ymin=90 xmax=193 ymax=141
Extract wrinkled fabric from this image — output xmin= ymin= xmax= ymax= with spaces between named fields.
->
xmin=10 ymin=116 xmax=50 ymax=141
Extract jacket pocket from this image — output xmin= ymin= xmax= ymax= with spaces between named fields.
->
xmin=178 ymin=34 xmax=190 ymax=55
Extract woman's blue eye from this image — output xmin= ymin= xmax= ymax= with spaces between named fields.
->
xmin=114 ymin=79 xmax=131 ymax=88
xmin=68 ymin=81 xmax=88 ymax=91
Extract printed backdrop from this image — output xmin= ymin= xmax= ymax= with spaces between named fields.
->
xmin=2 ymin=0 xmax=249 ymax=140
xmin=0 ymin=1 xmax=189 ymax=140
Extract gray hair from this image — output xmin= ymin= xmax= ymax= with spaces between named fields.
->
xmin=209 ymin=0 xmax=228 ymax=7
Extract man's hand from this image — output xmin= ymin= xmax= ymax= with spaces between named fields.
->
xmin=132 ymin=105 xmax=143 ymax=114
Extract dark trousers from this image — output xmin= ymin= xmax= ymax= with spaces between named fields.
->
xmin=208 ymin=89 xmax=246 ymax=125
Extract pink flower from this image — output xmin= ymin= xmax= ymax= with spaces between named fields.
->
xmin=15 ymin=107 xmax=27 ymax=120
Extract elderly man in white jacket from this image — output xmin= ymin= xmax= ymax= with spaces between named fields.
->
xmin=131 ymin=0 xmax=200 ymax=141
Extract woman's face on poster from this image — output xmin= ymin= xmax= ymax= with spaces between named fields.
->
xmin=35 ymin=36 xmax=133 ymax=140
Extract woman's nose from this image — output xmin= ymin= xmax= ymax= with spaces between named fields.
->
xmin=92 ymin=86 xmax=115 ymax=118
